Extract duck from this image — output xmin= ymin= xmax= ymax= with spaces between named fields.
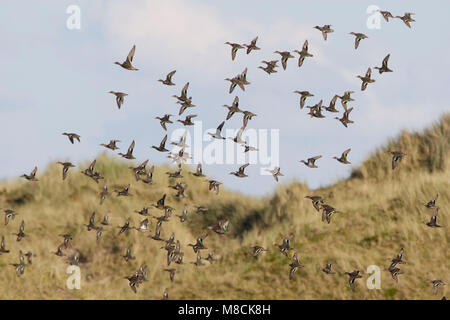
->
xmin=251 ymin=246 xmax=267 ymax=257
xmin=322 ymin=262 xmax=336 ymax=274
xmin=242 ymin=111 xmax=257 ymax=128
xmin=158 ymin=70 xmax=176 ymax=86
xmin=178 ymin=114 xmax=197 ymax=126
xmin=118 ymin=140 xmax=136 ymax=160
xmin=266 ymin=167 xmax=284 ymax=182
xmin=300 ymin=155 xmax=322 ymax=168
xmin=152 ymin=135 xmax=169 ymax=152
xmin=117 ymin=219 xmax=132 ymax=235
xmin=0 ymin=236 xmax=10 ymax=254
xmin=140 ymin=166 xmax=155 ymax=184
xmin=155 ymin=114 xmax=173 ymax=131
xmin=62 ymin=132 xmax=81 ymax=144
xmin=230 ymin=163 xmax=249 ymax=178
xmin=99 ymin=184 xmax=110 ymax=205
xmin=325 ymin=95 xmax=340 ymax=113
xmin=335 ymin=107 xmax=354 ymax=128
xmin=208 ymin=219 xmax=229 ymax=235
xmin=14 ymin=220 xmax=27 ymax=241
xmin=430 ymin=280 xmax=446 ymax=295
xmin=225 ymin=42 xmax=245 ymax=61
xmin=115 ymin=184 xmax=131 ymax=197
xmin=345 ymin=270 xmax=362 ymax=291
xmin=129 ymin=159 xmax=149 ymax=181
xmin=333 ymin=148 xmax=351 ymax=164
xmin=114 ymin=45 xmax=138 ymax=70
xmin=426 ymin=208 xmax=442 ymax=228
xmin=177 ymin=205 xmax=189 ymax=222
xmin=377 ymin=10 xmax=394 ymax=22
xmin=305 ymin=195 xmax=324 ymax=212
xmin=85 ymin=212 xmax=96 ymax=231
xmin=191 ymin=252 xmax=205 ymax=267
xmin=258 ymin=60 xmax=278 ymax=74
xmin=134 ymin=218 xmax=150 ymax=233
xmin=150 ymin=220 xmax=164 ymax=241
xmin=244 ymin=36 xmax=260 ymax=54
xmin=208 ymin=121 xmax=226 ymax=140
xmin=423 ymin=194 xmax=438 ymax=209
xmin=153 ymin=194 xmax=167 ymax=210
xmin=223 ymin=96 xmax=243 ymax=120
xmin=396 ymin=12 xmax=415 ymax=28
xmin=100 ymin=139 xmax=120 ymax=150
xmin=357 ymin=67 xmax=375 ymax=91
xmin=173 ymin=82 xmax=191 ymax=102
xmin=338 ymin=91 xmax=355 ymax=110
xmin=388 ymin=248 xmax=406 ymax=270
xmin=177 ymin=100 xmax=196 ymax=116
xmin=389 ymin=151 xmax=406 ymax=170
xmin=4 ymin=209 xmax=19 ymax=226
xmin=123 ymin=246 xmax=136 ymax=262
xmin=289 ymin=253 xmax=304 ymax=280
xmin=349 ymin=32 xmax=368 ymax=49
xmin=374 ymin=54 xmax=393 ymax=74
xmin=293 ymin=91 xmax=314 ymax=109
xmin=57 ymin=161 xmax=75 ymax=180
xmin=228 ymin=126 xmax=246 ymax=146
xmin=274 ymin=51 xmax=295 ymax=70
xmin=164 ymin=268 xmax=178 ymax=282
xmin=21 ymin=167 xmax=38 ymax=181
xmin=188 ymin=234 xmax=208 ymax=253
xmin=314 ymin=25 xmax=334 ymax=40
xmin=389 ymin=267 xmax=404 ymax=283
xmin=109 ymin=91 xmax=128 ymax=109
xmin=321 ymin=204 xmax=339 ymax=224
xmin=192 ymin=163 xmax=205 ymax=177
xmin=101 ymin=212 xmax=110 ymax=226
xmin=293 ymin=40 xmax=313 ymax=67
xmin=208 ymin=180 xmax=221 ymax=195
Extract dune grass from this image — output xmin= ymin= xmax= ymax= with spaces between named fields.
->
xmin=0 ymin=115 xmax=448 ymax=299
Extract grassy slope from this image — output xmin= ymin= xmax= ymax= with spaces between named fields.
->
xmin=0 ymin=114 xmax=448 ymax=299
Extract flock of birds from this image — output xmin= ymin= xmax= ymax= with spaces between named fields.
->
xmin=0 ymin=9 xmax=447 ymax=299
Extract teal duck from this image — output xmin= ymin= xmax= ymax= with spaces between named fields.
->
xmin=335 ymin=107 xmax=354 ymax=128
xmin=289 ymin=253 xmax=304 ymax=280
xmin=62 ymin=132 xmax=81 ymax=144
xmin=158 ymin=70 xmax=176 ymax=86
xmin=300 ymin=155 xmax=322 ymax=168
xmin=244 ymin=36 xmax=260 ymax=54
xmin=293 ymin=40 xmax=313 ymax=67
xmin=345 ymin=270 xmax=362 ymax=291
xmin=230 ymin=163 xmax=249 ymax=178
xmin=57 ymin=161 xmax=75 ymax=180
xmin=314 ymin=25 xmax=334 ymax=40
xmin=274 ymin=51 xmax=294 ymax=70
xmin=100 ymin=139 xmax=120 ymax=150
xmin=152 ymin=134 xmax=169 ymax=152
xmin=349 ymin=32 xmax=368 ymax=49
xmin=395 ymin=13 xmax=415 ymax=28
xmin=225 ymin=42 xmax=245 ymax=61
xmin=109 ymin=91 xmax=128 ymax=109
xmin=21 ymin=166 xmax=38 ymax=181
xmin=118 ymin=140 xmax=136 ymax=160
xmin=265 ymin=167 xmax=283 ymax=182
xmin=333 ymin=148 xmax=351 ymax=164
xmin=357 ymin=68 xmax=375 ymax=91
xmin=374 ymin=54 xmax=393 ymax=74
xmin=4 ymin=209 xmax=18 ymax=226
xmin=293 ymin=91 xmax=314 ymax=109
xmin=114 ymin=45 xmax=138 ymax=70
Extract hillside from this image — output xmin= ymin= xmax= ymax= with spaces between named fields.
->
xmin=0 ymin=114 xmax=448 ymax=299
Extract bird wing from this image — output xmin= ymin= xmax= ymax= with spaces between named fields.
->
xmin=160 ymin=135 xmax=168 ymax=148
xmin=127 ymin=45 xmax=136 ymax=63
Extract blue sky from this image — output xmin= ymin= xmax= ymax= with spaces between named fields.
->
xmin=0 ymin=0 xmax=449 ymax=196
